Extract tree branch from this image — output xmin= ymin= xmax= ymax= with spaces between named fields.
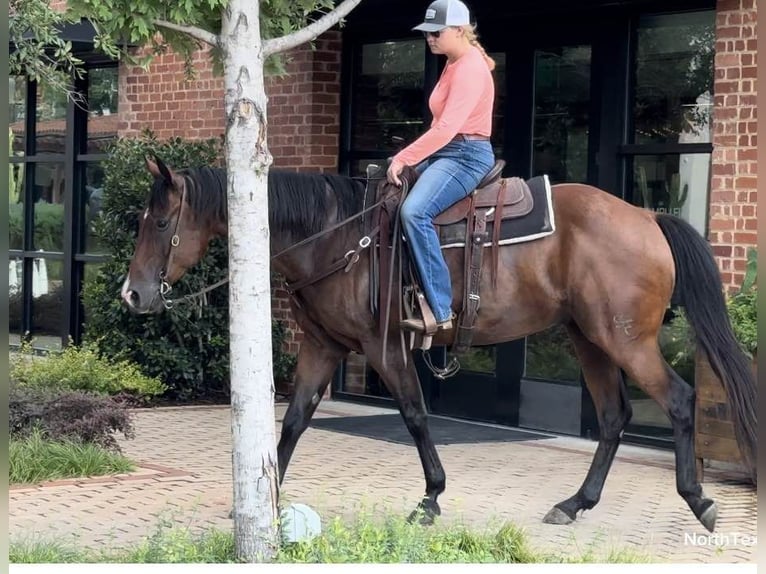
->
xmin=154 ymin=19 xmax=219 ymax=47
xmin=262 ymin=0 xmax=364 ymax=57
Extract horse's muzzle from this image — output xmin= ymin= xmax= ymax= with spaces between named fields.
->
xmin=121 ymin=274 xmax=164 ymax=314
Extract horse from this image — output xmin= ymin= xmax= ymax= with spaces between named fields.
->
xmin=121 ymin=156 xmax=756 ymax=534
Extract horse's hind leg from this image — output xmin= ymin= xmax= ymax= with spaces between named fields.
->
xmin=362 ymin=340 xmax=446 ymax=525
xmin=616 ymin=339 xmax=717 ymax=532
xmin=544 ymin=323 xmax=633 ymax=525
xmin=277 ymin=335 xmax=348 ymax=484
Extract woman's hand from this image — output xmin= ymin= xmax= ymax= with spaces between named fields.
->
xmin=386 ymin=158 xmax=405 ymax=187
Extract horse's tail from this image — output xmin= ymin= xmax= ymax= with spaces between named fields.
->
xmin=655 ymin=213 xmax=756 ymax=483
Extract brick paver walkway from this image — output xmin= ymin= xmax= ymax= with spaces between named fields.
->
xmin=9 ymin=401 xmax=757 ymax=563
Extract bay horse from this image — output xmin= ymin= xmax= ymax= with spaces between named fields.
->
xmin=122 ymin=157 xmax=756 ymax=534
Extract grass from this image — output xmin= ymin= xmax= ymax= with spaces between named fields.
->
xmin=10 ymin=430 xmax=135 ymax=486
xmin=10 ymin=511 xmax=652 ymax=564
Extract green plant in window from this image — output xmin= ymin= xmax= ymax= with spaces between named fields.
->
xmin=666 ymin=172 xmax=688 ymax=211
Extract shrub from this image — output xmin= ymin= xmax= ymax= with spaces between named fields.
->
xmin=11 ymin=342 xmax=166 ymax=400
xmin=10 ymin=383 xmax=134 ymax=451
xmin=10 ymin=429 xmax=135 ymax=485
xmin=82 ymin=131 xmax=298 ymax=400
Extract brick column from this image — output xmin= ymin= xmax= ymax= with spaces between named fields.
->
xmin=709 ymin=0 xmax=757 ymax=290
xmin=266 ymin=32 xmax=344 ymax=389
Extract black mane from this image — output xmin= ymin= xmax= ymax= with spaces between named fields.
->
xmin=149 ymin=167 xmax=366 ymax=239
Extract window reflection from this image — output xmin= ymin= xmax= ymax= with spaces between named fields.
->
xmin=490 ymin=52 xmax=506 ymax=155
xmin=27 ymin=258 xmax=64 ymax=350
xmin=83 ymin=162 xmax=106 ymax=253
xmin=9 ymin=162 xmax=25 ymax=250
xmin=9 ymin=77 xmax=26 ymax=155
xmin=35 ymin=83 xmax=68 ymax=155
xmin=352 ymin=40 xmax=425 ymax=151
xmin=86 ymin=67 xmax=119 ymax=154
xmin=525 ymin=325 xmax=580 ymax=383
xmin=33 ymin=163 xmax=66 ymax=252
xmin=634 ymin=12 xmax=714 ymax=145
xmin=631 ymin=153 xmax=711 ymax=236
xmin=532 ymin=45 xmax=591 ymax=184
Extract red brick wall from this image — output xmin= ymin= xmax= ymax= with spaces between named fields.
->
xmin=267 ymin=32 xmax=342 ymax=172
xmin=709 ymin=0 xmax=758 ymax=290
xmin=118 ymin=48 xmax=225 ymax=140
xmin=267 ymin=32 xmax=343 ymax=361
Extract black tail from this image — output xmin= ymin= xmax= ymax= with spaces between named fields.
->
xmin=655 ymin=213 xmax=756 ymax=483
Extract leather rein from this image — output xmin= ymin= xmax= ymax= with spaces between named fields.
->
xmin=158 ymin=176 xmax=391 ymax=309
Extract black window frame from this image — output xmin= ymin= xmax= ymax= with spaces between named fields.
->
xmin=9 ymin=59 xmax=117 ymax=350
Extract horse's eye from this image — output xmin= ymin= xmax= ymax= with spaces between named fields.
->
xmin=157 ymin=218 xmax=169 ymax=231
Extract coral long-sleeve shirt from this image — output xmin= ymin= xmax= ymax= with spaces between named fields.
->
xmin=394 ymin=45 xmax=494 ymax=167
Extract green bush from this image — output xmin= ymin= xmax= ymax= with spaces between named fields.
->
xmin=11 ymin=342 xmax=166 ymax=399
xmin=10 ymin=382 xmax=135 ymax=451
xmin=82 ymin=131 xmax=297 ymax=400
xmin=727 ymin=247 xmax=757 ymax=357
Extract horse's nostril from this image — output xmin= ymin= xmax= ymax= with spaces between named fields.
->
xmin=129 ymin=290 xmax=140 ymax=306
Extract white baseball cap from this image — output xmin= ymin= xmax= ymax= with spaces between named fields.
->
xmin=412 ymin=0 xmax=471 ymax=32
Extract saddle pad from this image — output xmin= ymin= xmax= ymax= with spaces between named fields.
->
xmin=438 ymin=175 xmax=555 ymax=248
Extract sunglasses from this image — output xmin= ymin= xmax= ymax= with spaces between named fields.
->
xmin=423 ymin=30 xmax=443 ymax=38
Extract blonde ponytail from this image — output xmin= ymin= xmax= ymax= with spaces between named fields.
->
xmin=463 ymin=24 xmax=495 ymax=71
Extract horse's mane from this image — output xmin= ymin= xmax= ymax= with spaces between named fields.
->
xmin=149 ymin=167 xmax=367 ymax=239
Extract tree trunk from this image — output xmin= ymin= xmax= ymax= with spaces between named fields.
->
xmin=222 ymin=0 xmax=279 ymax=562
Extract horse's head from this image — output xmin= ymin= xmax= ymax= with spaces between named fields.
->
xmin=121 ymin=157 xmax=213 ymax=314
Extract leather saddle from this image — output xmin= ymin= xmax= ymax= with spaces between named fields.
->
xmin=432 ymin=160 xmax=534 ymax=226
xmin=372 ymin=158 xmax=535 ymax=358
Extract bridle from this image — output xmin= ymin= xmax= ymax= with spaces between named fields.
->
xmin=156 ymin=174 xmax=392 ymax=309
xmin=157 ymin=182 xmax=228 ymax=310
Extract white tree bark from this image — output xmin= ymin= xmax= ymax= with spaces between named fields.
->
xmin=219 ymin=0 xmax=366 ymax=563
xmin=222 ymin=0 xmax=279 ymax=562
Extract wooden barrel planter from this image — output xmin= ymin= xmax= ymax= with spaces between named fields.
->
xmin=694 ymin=349 xmax=757 ymax=483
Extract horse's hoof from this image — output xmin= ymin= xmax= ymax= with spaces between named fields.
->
xmin=543 ymin=506 xmax=574 ymax=525
xmin=698 ymin=500 xmax=718 ymax=533
xmin=407 ymin=499 xmax=440 ymax=526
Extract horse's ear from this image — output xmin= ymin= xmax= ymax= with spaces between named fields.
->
xmin=145 ymin=155 xmax=177 ymax=187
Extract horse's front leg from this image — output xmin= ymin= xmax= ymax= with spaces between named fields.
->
xmin=362 ymin=338 xmax=446 ymax=525
xmin=277 ymin=334 xmax=348 ymax=484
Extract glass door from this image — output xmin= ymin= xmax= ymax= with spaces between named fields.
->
xmin=519 ymin=43 xmax=594 ymax=436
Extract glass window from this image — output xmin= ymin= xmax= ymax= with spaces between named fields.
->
xmin=352 ymin=40 xmax=425 ymax=152
xmin=86 ymin=67 xmax=119 ymax=154
xmin=30 ymin=257 xmax=64 ymax=350
xmin=341 ymin=353 xmax=391 ymax=398
xmin=83 ymin=162 xmax=107 ymax=253
xmin=460 ymin=346 xmax=496 ymax=375
xmin=532 ymin=45 xmax=591 ymax=183
xmin=631 ymin=153 xmax=710 ymax=235
xmin=82 ymin=262 xmax=104 ymax=327
xmin=9 ymin=258 xmax=23 ymax=342
xmin=9 ymin=77 xmax=26 ymax=155
xmin=525 ymin=325 xmax=581 ymax=383
xmin=634 ymin=12 xmax=715 ymax=145
xmin=35 ymin=83 xmax=68 ymax=155
xmin=33 ymin=163 xmax=66 ymax=252
xmin=9 ymin=162 xmax=26 ymax=250
xmin=490 ymin=52 xmax=506 ymax=155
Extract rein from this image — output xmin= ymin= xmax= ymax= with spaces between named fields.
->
xmin=158 ymin=175 xmax=391 ymax=308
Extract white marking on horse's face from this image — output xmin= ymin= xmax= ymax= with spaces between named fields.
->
xmin=143 ymin=209 xmax=149 ymax=220
xmin=121 ymin=273 xmax=132 ymax=304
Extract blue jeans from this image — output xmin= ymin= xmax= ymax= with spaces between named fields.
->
xmin=400 ymin=140 xmax=495 ymax=323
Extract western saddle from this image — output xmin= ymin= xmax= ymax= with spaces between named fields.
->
xmin=371 ymin=158 xmax=534 ymax=362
